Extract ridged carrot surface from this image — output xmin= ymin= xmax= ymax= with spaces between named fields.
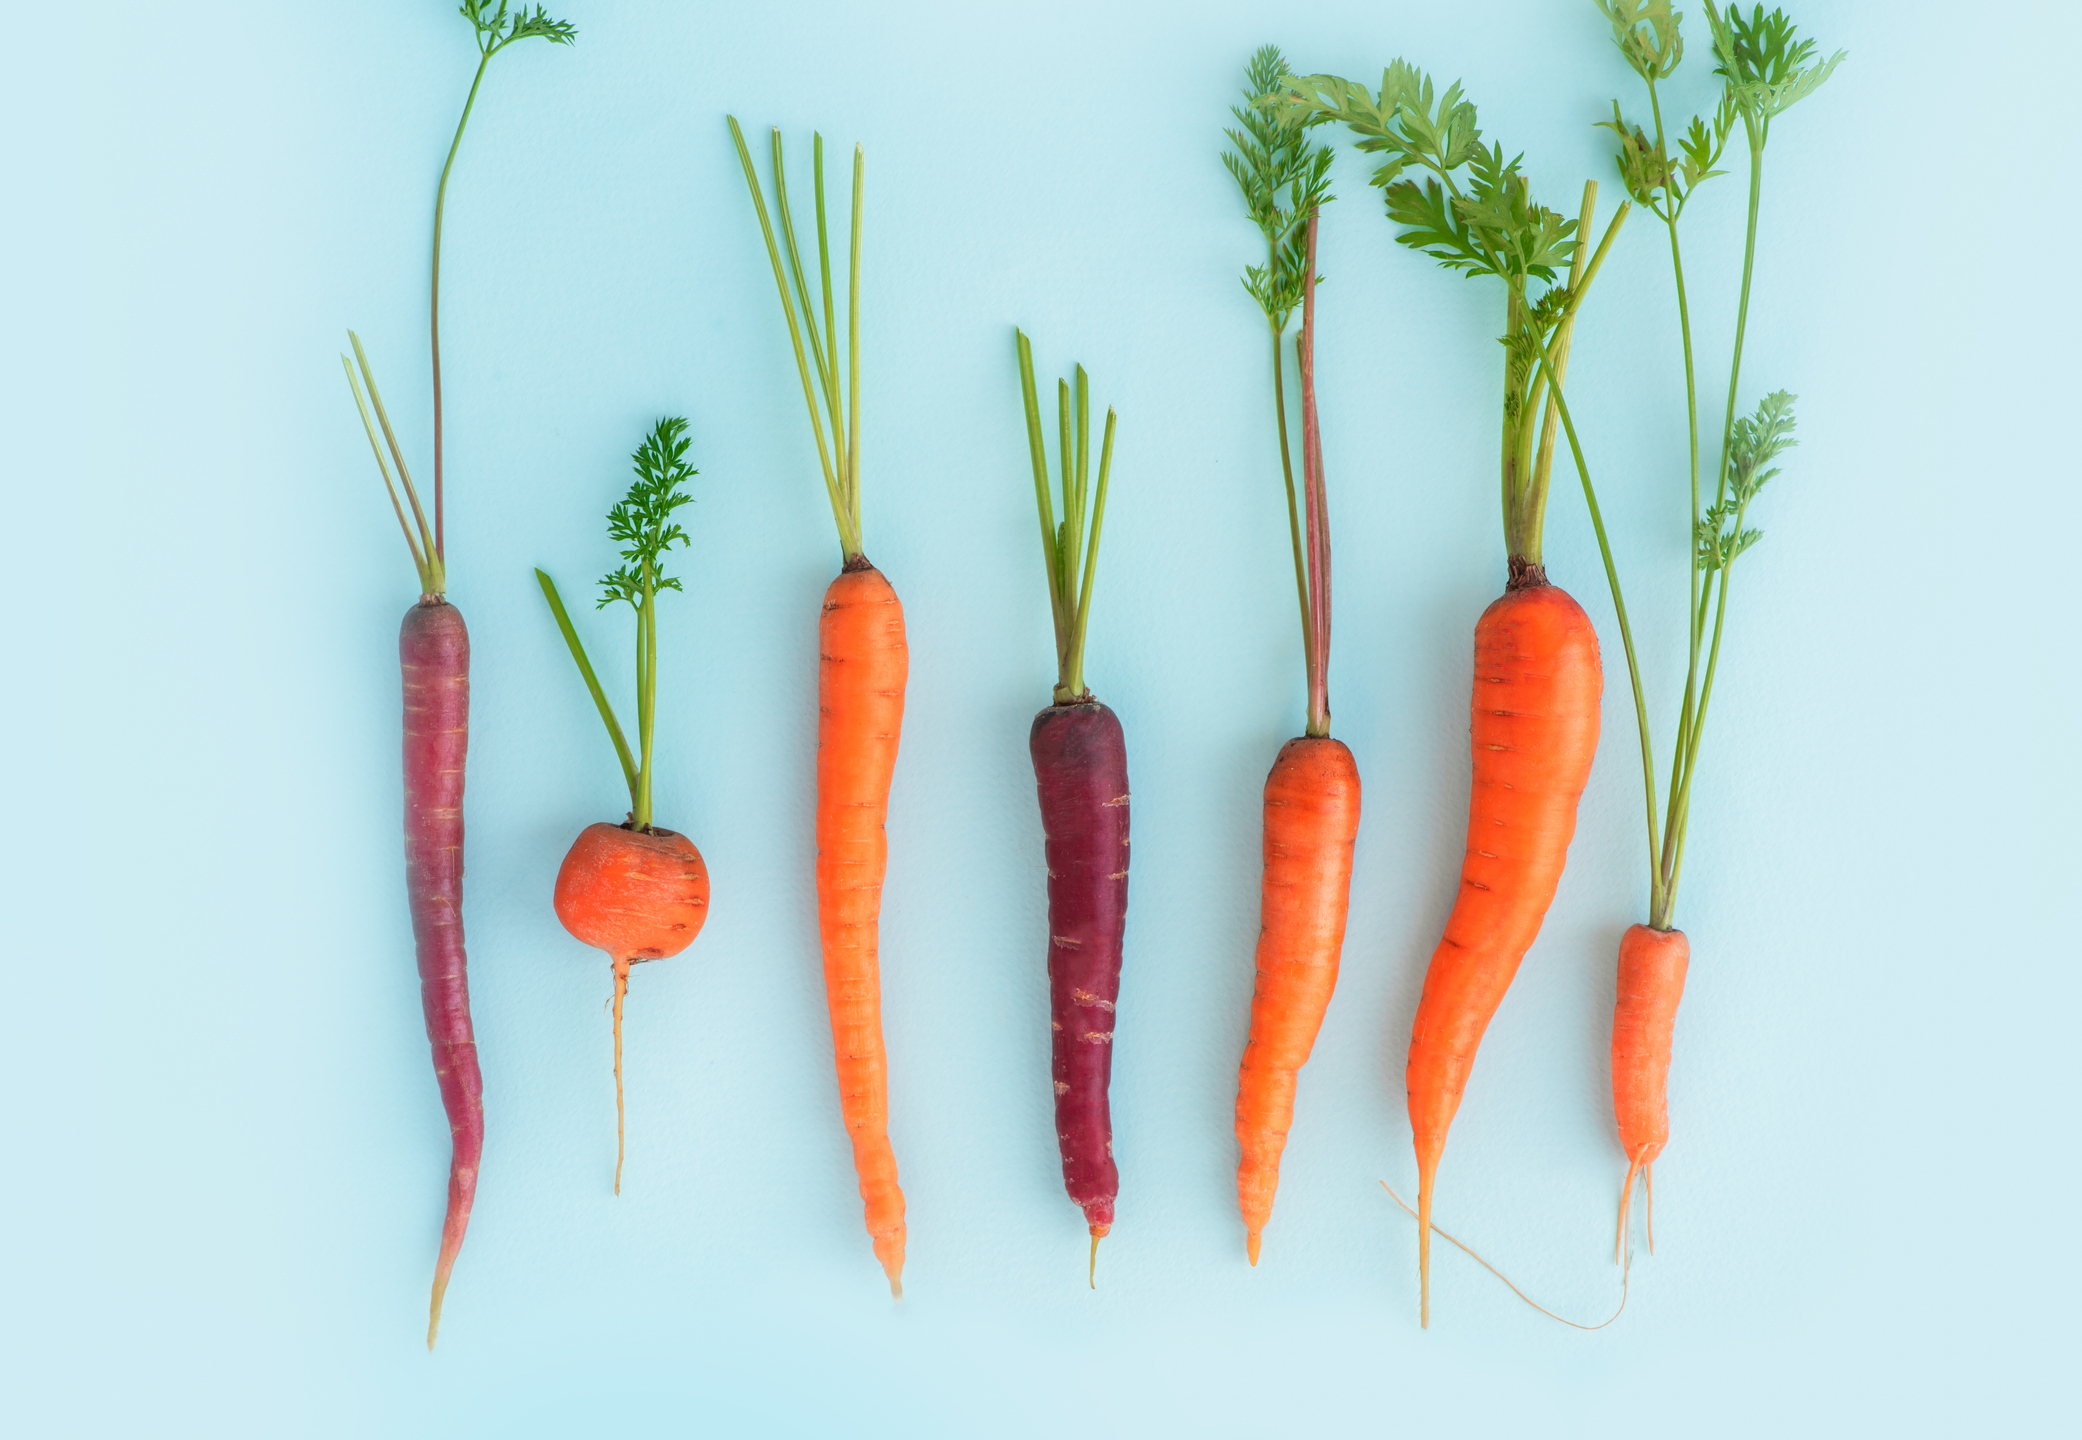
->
xmin=1235 ymin=735 xmax=1360 ymax=1265
xmin=817 ymin=562 xmax=909 ymax=1294
xmin=1408 ymin=577 xmax=1600 ymax=1321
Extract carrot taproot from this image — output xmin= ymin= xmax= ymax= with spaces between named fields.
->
xmin=731 ymin=119 xmax=908 ymax=1295
xmin=538 ymin=416 xmax=710 ymax=1194
xmin=1272 ymin=62 xmax=1630 ymax=1323
xmin=1223 ymin=53 xmax=1357 ymax=1264
xmin=1014 ymin=333 xmax=1128 ymax=1280
xmin=337 ymin=2 xmax=573 ymax=1347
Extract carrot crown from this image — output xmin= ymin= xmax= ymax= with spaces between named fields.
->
xmin=338 ymin=3 xmax=574 ymax=601
xmin=1271 ymin=66 xmax=1628 ymax=572
xmin=1014 ymin=332 xmax=1118 ymax=705
xmin=535 ymin=418 xmax=699 ymax=833
xmin=1227 ymin=46 xmax=1337 ymax=738
xmin=728 ymin=119 xmax=867 ymax=565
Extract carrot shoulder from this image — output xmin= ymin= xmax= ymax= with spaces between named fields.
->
xmin=817 ymin=562 xmax=909 ymax=1294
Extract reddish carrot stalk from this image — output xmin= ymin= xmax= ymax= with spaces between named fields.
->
xmin=1274 ymin=62 xmax=1629 ymax=1324
xmin=1014 ymin=333 xmax=1127 ymax=1282
xmin=1223 ymin=49 xmax=1359 ymax=1267
xmin=337 ymin=2 xmax=572 ymax=1349
xmin=538 ymin=417 xmax=711 ymax=1194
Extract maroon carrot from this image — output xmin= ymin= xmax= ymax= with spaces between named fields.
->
xmin=337 ymin=1 xmax=573 ymax=1349
xmin=1014 ymin=331 xmax=1127 ymax=1284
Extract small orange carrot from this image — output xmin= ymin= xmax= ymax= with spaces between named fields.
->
xmin=1611 ymin=923 xmax=1687 ymax=1256
xmin=1223 ymin=57 xmax=1357 ymax=1265
xmin=731 ymin=117 xmax=909 ymax=1296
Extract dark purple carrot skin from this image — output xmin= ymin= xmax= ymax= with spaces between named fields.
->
xmin=1030 ymin=700 xmax=1129 ymax=1234
xmin=400 ymin=597 xmax=482 ymax=1346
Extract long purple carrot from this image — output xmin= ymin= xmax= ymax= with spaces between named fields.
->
xmin=400 ymin=598 xmax=481 ymax=1347
xmin=1014 ymin=330 xmax=1127 ymax=1284
xmin=338 ymin=5 xmax=573 ymax=1347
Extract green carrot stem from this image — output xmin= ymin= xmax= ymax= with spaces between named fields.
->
xmin=536 ymin=568 xmax=639 ymax=806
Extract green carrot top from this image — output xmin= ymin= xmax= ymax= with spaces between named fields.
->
xmin=536 ymin=418 xmax=699 ymax=833
xmin=728 ymin=119 xmax=868 ymax=567
xmin=1014 ymin=332 xmax=1119 ymax=706
xmin=339 ymin=2 xmax=573 ymax=599
xmin=1270 ymin=63 xmax=1628 ymax=576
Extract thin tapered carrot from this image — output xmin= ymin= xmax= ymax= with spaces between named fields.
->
xmin=1611 ymin=922 xmax=1687 ymax=1256
xmin=731 ymin=116 xmax=908 ymax=1294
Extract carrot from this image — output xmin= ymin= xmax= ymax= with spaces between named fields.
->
xmin=1222 ymin=49 xmax=1359 ymax=1265
xmin=538 ymin=417 xmax=711 ymax=1193
xmin=1274 ymin=61 xmax=1631 ymax=1323
xmin=1013 ymin=332 xmax=1128 ymax=1281
xmin=334 ymin=1 xmax=573 ymax=1349
xmin=1580 ymin=1 xmax=1842 ymax=1257
xmin=730 ymin=118 xmax=908 ymax=1295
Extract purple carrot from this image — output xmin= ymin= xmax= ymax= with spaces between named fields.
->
xmin=1014 ymin=331 xmax=1127 ymax=1283
xmin=1030 ymin=702 xmax=1129 ymax=1249
xmin=400 ymin=598 xmax=481 ymax=1347
xmin=338 ymin=5 xmax=573 ymax=1346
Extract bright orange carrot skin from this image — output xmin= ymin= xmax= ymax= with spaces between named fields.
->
xmin=554 ymin=822 xmax=712 ymax=964
xmin=1408 ymin=579 xmax=1600 ymax=1322
xmin=816 ymin=561 xmax=909 ymax=1295
xmin=1612 ymin=922 xmax=1688 ymax=1172
xmin=1235 ymin=735 xmax=1361 ymax=1265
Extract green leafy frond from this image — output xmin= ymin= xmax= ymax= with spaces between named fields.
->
xmin=1705 ymin=3 xmax=1844 ymax=136
xmin=1697 ymin=390 xmax=1796 ymax=570
xmin=1595 ymin=0 xmax=1683 ymax=81
xmin=599 ymin=417 xmax=697 ymax=608
xmin=461 ymin=1 xmax=577 ymax=56
xmin=1226 ymin=46 xmax=1337 ymax=330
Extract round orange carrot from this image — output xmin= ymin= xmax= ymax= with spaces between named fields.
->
xmin=816 ymin=561 xmax=910 ymax=1293
xmin=554 ymin=822 xmax=711 ymax=1193
xmin=1611 ymin=922 xmax=1687 ymax=1254
xmin=1235 ymin=736 xmax=1361 ymax=1263
xmin=1408 ymin=573 xmax=1601 ymax=1324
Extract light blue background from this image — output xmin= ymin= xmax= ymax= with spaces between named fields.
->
xmin=3 ymin=2 xmax=2074 ymax=1435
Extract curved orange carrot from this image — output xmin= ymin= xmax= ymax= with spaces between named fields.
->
xmin=816 ymin=562 xmax=910 ymax=1293
xmin=1407 ymin=574 xmax=1601 ymax=1325
xmin=553 ymin=822 xmax=711 ymax=1193
xmin=1612 ymin=922 xmax=1687 ymax=1255
xmin=1235 ymin=736 xmax=1360 ymax=1263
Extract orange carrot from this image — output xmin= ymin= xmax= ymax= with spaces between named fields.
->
xmin=1407 ymin=576 xmax=1600 ymax=1322
xmin=731 ymin=117 xmax=908 ymax=1295
xmin=1235 ymin=736 xmax=1359 ymax=1263
xmin=816 ymin=562 xmax=909 ymax=1290
xmin=1274 ymin=62 xmax=1631 ymax=1323
xmin=1611 ymin=922 xmax=1687 ymax=1255
xmin=1223 ymin=58 xmax=1358 ymax=1264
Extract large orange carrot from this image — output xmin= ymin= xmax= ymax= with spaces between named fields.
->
xmin=1407 ymin=575 xmax=1600 ymax=1320
xmin=730 ymin=117 xmax=908 ymax=1294
xmin=1223 ymin=58 xmax=1357 ymax=1265
xmin=1274 ymin=62 xmax=1631 ymax=1323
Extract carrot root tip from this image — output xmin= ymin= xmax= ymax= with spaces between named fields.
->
xmin=1088 ymin=1227 xmax=1107 ymax=1290
xmin=1246 ymin=1230 xmax=1261 ymax=1267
